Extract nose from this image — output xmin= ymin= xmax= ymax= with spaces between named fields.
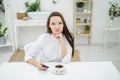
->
xmin=55 ymin=24 xmax=59 ymax=28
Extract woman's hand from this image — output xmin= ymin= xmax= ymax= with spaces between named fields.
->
xmin=54 ymin=33 xmax=62 ymax=39
xmin=27 ymin=58 xmax=48 ymax=71
xmin=37 ymin=62 xmax=48 ymax=71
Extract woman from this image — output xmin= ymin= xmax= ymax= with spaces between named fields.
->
xmin=25 ymin=11 xmax=74 ymax=70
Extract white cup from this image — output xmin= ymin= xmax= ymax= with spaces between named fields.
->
xmin=54 ymin=64 xmax=64 ymax=74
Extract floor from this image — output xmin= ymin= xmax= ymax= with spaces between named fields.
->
xmin=76 ymin=44 xmax=120 ymax=72
xmin=0 ymin=44 xmax=120 ymax=72
xmin=0 ymin=46 xmax=13 ymax=64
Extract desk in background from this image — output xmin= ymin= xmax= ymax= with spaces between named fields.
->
xmin=104 ymin=27 xmax=120 ymax=48
xmin=13 ymin=20 xmax=46 ymax=50
xmin=0 ymin=62 xmax=120 ymax=80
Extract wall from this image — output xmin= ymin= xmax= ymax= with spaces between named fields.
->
xmin=41 ymin=0 xmax=73 ymax=32
xmin=4 ymin=0 xmax=120 ymax=49
xmin=0 ymin=11 xmax=5 ymax=26
xmin=0 ymin=0 xmax=5 ymax=25
xmin=5 ymin=0 xmax=73 ymax=31
xmin=92 ymin=0 xmax=120 ymax=44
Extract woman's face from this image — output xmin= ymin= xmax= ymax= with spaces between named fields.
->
xmin=49 ymin=16 xmax=63 ymax=35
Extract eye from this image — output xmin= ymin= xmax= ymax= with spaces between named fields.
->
xmin=51 ymin=22 xmax=55 ymax=25
xmin=59 ymin=22 xmax=63 ymax=25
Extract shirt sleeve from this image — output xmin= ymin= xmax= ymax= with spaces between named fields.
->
xmin=24 ymin=35 xmax=44 ymax=62
xmin=61 ymin=38 xmax=72 ymax=64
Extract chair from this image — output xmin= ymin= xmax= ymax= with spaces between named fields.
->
xmin=71 ymin=49 xmax=80 ymax=61
xmin=24 ymin=42 xmax=34 ymax=53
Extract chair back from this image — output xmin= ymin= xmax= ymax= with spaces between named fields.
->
xmin=71 ymin=49 xmax=80 ymax=62
xmin=24 ymin=42 xmax=34 ymax=53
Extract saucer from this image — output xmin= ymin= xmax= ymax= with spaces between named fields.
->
xmin=52 ymin=68 xmax=65 ymax=75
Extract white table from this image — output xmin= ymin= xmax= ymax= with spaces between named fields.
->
xmin=0 ymin=62 xmax=120 ymax=80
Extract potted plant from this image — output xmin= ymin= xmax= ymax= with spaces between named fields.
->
xmin=24 ymin=0 xmax=50 ymax=20
xmin=108 ymin=2 xmax=120 ymax=27
xmin=84 ymin=25 xmax=90 ymax=34
xmin=16 ymin=0 xmax=40 ymax=20
xmin=25 ymin=0 xmax=40 ymax=13
xmin=76 ymin=2 xmax=85 ymax=12
xmin=0 ymin=23 xmax=8 ymax=45
xmin=109 ymin=2 xmax=120 ymax=20
xmin=24 ymin=0 xmax=40 ymax=19
xmin=76 ymin=18 xmax=81 ymax=24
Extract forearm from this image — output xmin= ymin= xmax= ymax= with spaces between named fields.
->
xmin=27 ymin=58 xmax=41 ymax=67
xmin=60 ymin=37 xmax=67 ymax=58
xmin=27 ymin=58 xmax=48 ymax=70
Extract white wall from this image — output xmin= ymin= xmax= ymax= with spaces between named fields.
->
xmin=0 ymin=11 xmax=5 ymax=26
xmin=92 ymin=0 xmax=120 ymax=44
xmin=41 ymin=0 xmax=73 ymax=32
xmin=5 ymin=0 xmax=73 ymax=31
xmin=4 ymin=0 xmax=120 ymax=48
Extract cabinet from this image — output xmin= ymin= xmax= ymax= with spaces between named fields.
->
xmin=14 ymin=20 xmax=46 ymax=50
xmin=73 ymin=0 xmax=93 ymax=44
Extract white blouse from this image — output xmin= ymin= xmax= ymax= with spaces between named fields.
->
xmin=25 ymin=33 xmax=72 ymax=63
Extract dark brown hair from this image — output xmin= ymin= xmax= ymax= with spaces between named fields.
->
xmin=47 ymin=11 xmax=74 ymax=57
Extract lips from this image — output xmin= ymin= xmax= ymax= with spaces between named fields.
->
xmin=55 ymin=30 xmax=60 ymax=32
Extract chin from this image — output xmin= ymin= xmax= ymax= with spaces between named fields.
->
xmin=53 ymin=32 xmax=61 ymax=35
xmin=53 ymin=33 xmax=59 ymax=35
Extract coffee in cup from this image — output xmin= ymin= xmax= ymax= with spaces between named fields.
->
xmin=54 ymin=64 xmax=64 ymax=74
xmin=55 ymin=65 xmax=63 ymax=68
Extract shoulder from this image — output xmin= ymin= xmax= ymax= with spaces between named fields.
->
xmin=35 ymin=33 xmax=50 ymax=44
xmin=38 ymin=33 xmax=50 ymax=39
xmin=40 ymin=33 xmax=50 ymax=37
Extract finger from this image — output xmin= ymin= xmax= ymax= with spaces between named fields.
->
xmin=39 ymin=67 xmax=47 ymax=71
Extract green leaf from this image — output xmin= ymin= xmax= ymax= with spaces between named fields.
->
xmin=0 ymin=23 xmax=8 ymax=37
xmin=25 ymin=0 xmax=40 ymax=13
